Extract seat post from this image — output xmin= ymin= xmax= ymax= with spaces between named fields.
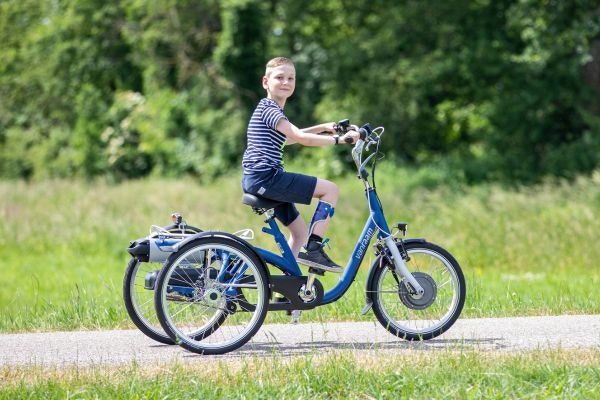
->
xmin=264 ymin=208 xmax=275 ymax=221
xmin=262 ymin=212 xmax=282 ymax=239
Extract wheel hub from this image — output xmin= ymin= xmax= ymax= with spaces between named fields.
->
xmin=202 ymin=288 xmax=224 ymax=307
xmin=398 ymin=272 xmax=437 ymax=310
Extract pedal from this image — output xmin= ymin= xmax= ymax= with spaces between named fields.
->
xmin=290 ymin=310 xmax=302 ymax=324
xmin=308 ymin=267 xmax=325 ymax=276
xmin=297 ymin=257 xmax=342 ymax=275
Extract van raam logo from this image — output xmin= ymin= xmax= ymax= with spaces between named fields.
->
xmin=355 ymin=227 xmax=375 ymax=260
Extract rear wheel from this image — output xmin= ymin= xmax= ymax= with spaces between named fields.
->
xmin=123 ymin=225 xmax=201 ymax=345
xmin=154 ymin=236 xmax=269 ymax=355
xmin=371 ymin=241 xmax=466 ymax=340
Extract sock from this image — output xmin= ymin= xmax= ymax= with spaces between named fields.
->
xmin=309 ymin=234 xmax=323 ymax=243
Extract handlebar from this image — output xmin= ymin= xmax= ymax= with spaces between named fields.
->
xmin=335 ymin=119 xmax=375 ymax=140
xmin=333 ymin=119 xmax=384 ymax=184
xmin=358 ymin=123 xmax=371 ymax=141
xmin=334 ymin=120 xmax=356 ymax=143
xmin=334 ymin=119 xmax=350 ymax=134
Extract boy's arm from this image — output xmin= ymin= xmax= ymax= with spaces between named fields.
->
xmin=277 ymin=119 xmax=356 ymax=146
xmin=300 ymin=122 xmax=336 ymax=135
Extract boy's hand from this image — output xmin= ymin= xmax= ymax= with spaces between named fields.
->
xmin=341 ymin=129 xmax=360 ymax=144
xmin=321 ymin=122 xmax=337 ymax=134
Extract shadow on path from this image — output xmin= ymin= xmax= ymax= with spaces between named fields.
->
xmin=173 ymin=337 xmax=507 ymax=359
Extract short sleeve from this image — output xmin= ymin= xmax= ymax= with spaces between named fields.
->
xmin=261 ymin=101 xmax=287 ymax=130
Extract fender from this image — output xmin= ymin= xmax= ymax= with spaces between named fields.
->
xmin=127 ymin=224 xmax=202 ymax=262
xmin=167 ymin=231 xmax=272 ymax=292
xmin=362 ymin=238 xmax=427 ymax=314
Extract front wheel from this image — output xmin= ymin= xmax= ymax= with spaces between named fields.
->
xmin=371 ymin=241 xmax=466 ymax=340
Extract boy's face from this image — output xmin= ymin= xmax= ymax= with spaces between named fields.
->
xmin=263 ymin=64 xmax=296 ymax=102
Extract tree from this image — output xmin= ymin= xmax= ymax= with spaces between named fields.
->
xmin=1 ymin=0 xmax=599 ymax=183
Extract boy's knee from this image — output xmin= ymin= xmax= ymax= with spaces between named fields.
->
xmin=316 ymin=179 xmax=339 ymax=200
xmin=325 ymin=182 xmax=339 ymax=202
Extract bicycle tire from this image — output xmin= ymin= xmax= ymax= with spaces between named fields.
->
xmin=123 ymin=225 xmax=201 ymax=345
xmin=371 ymin=241 xmax=466 ymax=340
xmin=155 ymin=235 xmax=269 ymax=355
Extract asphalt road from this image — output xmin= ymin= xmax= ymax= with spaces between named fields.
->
xmin=1 ymin=315 xmax=599 ymax=367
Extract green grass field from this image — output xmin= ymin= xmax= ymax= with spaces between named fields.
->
xmin=2 ymin=350 xmax=599 ymax=399
xmin=1 ymin=165 xmax=600 ymax=332
xmin=2 ymin=167 xmax=600 ymax=398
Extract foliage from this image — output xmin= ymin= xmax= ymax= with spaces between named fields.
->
xmin=0 ymin=0 xmax=599 ymax=183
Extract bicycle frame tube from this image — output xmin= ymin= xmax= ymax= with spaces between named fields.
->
xmin=321 ymin=188 xmax=390 ymax=304
xmin=254 ymin=214 xmax=378 ymax=304
xmin=248 ymin=188 xmax=418 ymax=304
xmin=255 ymin=217 xmax=303 ymax=276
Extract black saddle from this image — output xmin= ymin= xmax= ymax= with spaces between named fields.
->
xmin=242 ymin=193 xmax=287 ymax=213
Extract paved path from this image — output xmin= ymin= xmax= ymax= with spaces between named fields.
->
xmin=1 ymin=315 xmax=599 ymax=367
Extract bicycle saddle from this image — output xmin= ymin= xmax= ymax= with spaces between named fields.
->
xmin=242 ymin=193 xmax=286 ymax=210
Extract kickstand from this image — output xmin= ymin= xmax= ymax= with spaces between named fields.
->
xmin=290 ymin=310 xmax=302 ymax=324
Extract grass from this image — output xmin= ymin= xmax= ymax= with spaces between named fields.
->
xmin=1 ymin=165 xmax=600 ymax=332
xmin=1 ymin=349 xmax=599 ymax=399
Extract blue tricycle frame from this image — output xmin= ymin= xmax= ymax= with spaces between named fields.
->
xmin=127 ymin=121 xmax=466 ymax=355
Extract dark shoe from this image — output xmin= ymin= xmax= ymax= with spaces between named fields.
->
xmin=297 ymin=240 xmax=343 ymax=273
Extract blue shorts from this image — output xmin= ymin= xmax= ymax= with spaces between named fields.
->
xmin=242 ymin=169 xmax=317 ymax=226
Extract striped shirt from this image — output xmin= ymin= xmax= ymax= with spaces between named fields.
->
xmin=242 ymin=98 xmax=288 ymax=173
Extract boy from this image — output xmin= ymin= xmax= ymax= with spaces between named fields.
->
xmin=242 ymin=57 xmax=359 ymax=273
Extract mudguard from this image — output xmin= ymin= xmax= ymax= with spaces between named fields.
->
xmin=165 ymin=231 xmax=272 ymax=294
xmin=127 ymin=224 xmax=202 ymax=262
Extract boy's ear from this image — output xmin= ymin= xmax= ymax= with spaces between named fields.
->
xmin=262 ymin=75 xmax=269 ymax=89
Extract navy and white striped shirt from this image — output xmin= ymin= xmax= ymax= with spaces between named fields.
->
xmin=242 ymin=98 xmax=288 ymax=173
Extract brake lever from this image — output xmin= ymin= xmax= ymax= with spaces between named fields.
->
xmin=366 ymin=139 xmax=377 ymax=151
xmin=365 ymin=130 xmax=380 ymax=151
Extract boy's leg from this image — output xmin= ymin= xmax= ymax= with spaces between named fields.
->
xmin=309 ymin=179 xmax=339 ymax=238
xmin=286 ymin=215 xmax=307 ymax=257
xmin=272 ymin=203 xmax=307 ymax=258
xmin=297 ymin=178 xmax=343 ymax=272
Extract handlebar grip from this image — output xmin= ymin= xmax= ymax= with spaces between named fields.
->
xmin=358 ymin=123 xmax=372 ymax=140
xmin=358 ymin=127 xmax=368 ymax=140
xmin=344 ymin=135 xmax=353 ymax=143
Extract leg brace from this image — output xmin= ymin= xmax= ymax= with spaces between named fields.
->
xmin=307 ymin=200 xmax=335 ymax=240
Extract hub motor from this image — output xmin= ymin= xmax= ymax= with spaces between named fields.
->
xmin=398 ymin=272 xmax=437 ymax=310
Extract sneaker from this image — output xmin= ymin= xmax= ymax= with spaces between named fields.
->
xmin=297 ymin=240 xmax=343 ymax=273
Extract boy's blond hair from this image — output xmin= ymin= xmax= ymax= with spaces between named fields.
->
xmin=265 ymin=57 xmax=294 ymax=77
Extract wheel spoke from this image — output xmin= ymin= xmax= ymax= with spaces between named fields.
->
xmin=436 ymin=278 xmax=452 ymax=289
xmin=372 ymin=244 xmax=465 ymax=340
xmin=155 ymin=237 xmax=267 ymax=354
